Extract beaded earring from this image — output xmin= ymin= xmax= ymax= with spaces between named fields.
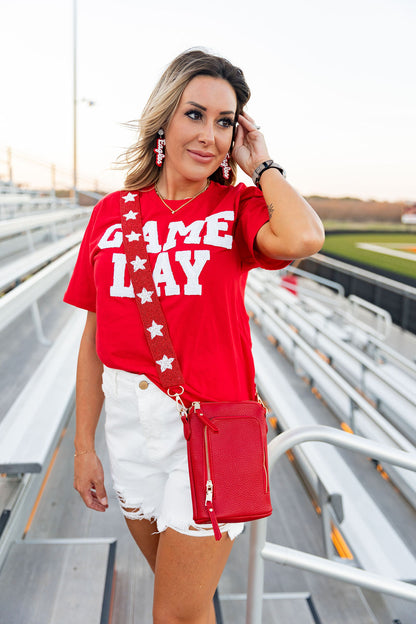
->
xmin=220 ymin=153 xmax=231 ymax=180
xmin=154 ymin=129 xmax=166 ymax=167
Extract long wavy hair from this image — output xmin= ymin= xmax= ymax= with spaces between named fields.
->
xmin=119 ymin=49 xmax=251 ymax=190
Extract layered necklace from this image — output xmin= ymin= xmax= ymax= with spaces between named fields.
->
xmin=154 ymin=180 xmax=210 ymax=215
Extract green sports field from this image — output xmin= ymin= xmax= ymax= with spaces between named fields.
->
xmin=322 ymin=232 xmax=416 ymax=280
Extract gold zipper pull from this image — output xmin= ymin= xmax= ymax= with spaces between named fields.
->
xmin=205 ymin=480 xmax=213 ymax=504
xmin=195 ymin=405 xmax=219 ymax=431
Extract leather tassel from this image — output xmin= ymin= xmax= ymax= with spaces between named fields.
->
xmin=206 ymin=503 xmax=222 ymax=541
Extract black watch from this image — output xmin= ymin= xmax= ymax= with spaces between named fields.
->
xmin=252 ymin=160 xmax=286 ymax=189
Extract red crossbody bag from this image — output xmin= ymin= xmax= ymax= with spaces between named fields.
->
xmin=119 ymin=191 xmax=272 ymax=540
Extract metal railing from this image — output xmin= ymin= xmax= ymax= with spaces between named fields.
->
xmin=299 ymin=254 xmax=416 ymax=333
xmin=246 ymin=425 xmax=416 ymax=623
xmin=0 ymin=247 xmax=79 ymax=343
xmin=247 ymin=279 xmax=414 ymax=408
xmin=246 ymin=290 xmax=414 ymax=451
xmin=0 ymin=196 xmax=88 ymax=343
xmin=281 ymin=264 xmax=345 ymax=299
xmin=347 ymin=294 xmax=392 ymax=340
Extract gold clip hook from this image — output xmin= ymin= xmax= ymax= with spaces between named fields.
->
xmin=168 ymin=386 xmax=187 ymax=417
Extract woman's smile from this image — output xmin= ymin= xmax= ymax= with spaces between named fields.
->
xmin=159 ymin=75 xmax=237 ymax=196
xmin=186 ymin=149 xmax=216 ymax=163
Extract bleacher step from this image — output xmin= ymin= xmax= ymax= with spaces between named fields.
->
xmin=219 ymin=592 xmax=320 ymax=624
xmin=0 ymin=538 xmax=116 ymax=624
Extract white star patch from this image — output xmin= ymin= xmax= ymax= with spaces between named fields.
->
xmin=131 ymin=256 xmax=147 ymax=271
xmin=136 ymin=288 xmax=153 ymax=304
xmin=123 ymin=210 xmax=138 ymax=221
xmin=147 ymin=321 xmax=164 ymax=339
xmin=126 ymin=230 xmax=141 ymax=242
xmin=122 ymin=192 xmax=137 ymax=203
xmin=156 ymin=355 xmax=174 ymax=372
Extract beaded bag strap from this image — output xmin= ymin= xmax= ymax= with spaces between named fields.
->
xmin=119 ymin=191 xmax=185 ymax=393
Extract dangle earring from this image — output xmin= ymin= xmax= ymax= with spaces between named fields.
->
xmin=154 ymin=129 xmax=166 ymax=167
xmin=220 ymin=153 xmax=231 ymax=180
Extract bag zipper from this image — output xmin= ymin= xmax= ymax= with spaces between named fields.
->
xmin=203 ymin=421 xmax=221 ymax=540
xmin=204 ymin=426 xmax=213 ymax=504
xmin=192 ymin=402 xmax=218 ymax=431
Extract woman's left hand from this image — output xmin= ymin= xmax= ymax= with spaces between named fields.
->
xmin=232 ymin=112 xmax=271 ymax=178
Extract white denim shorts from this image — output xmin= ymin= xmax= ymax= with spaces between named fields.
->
xmin=102 ymin=366 xmax=244 ymax=540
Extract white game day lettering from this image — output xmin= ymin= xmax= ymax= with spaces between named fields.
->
xmin=98 ymin=211 xmax=234 ymax=297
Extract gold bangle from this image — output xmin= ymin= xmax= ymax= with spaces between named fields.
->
xmin=74 ymin=449 xmax=95 ymax=457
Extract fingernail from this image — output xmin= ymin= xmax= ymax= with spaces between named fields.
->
xmin=100 ymin=497 xmax=108 ymax=506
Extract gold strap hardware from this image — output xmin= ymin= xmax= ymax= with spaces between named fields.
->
xmin=168 ymin=386 xmax=187 ymax=418
xmin=256 ymin=391 xmax=268 ymax=413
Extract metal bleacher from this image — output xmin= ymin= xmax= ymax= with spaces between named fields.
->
xmin=246 ymin=272 xmax=416 ymax=510
xmin=245 ymin=268 xmax=416 ymax=623
xmin=0 ymin=185 xmax=115 ymax=623
xmin=1 ymin=184 xmax=416 ymax=623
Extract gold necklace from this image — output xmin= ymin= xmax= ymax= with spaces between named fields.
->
xmin=154 ymin=181 xmax=210 ymax=214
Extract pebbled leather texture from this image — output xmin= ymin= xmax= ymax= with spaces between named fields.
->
xmin=185 ymin=401 xmax=272 ymax=537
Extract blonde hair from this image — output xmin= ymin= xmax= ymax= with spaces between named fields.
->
xmin=119 ymin=49 xmax=251 ymax=190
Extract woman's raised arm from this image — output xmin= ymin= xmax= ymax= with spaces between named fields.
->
xmin=233 ymin=113 xmax=325 ymax=260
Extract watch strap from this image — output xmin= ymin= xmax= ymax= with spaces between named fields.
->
xmin=252 ymin=160 xmax=286 ymax=189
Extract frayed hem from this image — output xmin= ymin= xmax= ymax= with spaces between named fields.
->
xmin=114 ymin=489 xmax=244 ymax=540
xmin=116 ymin=490 xmax=157 ymax=522
xmin=156 ymin=517 xmax=245 ymax=540
xmin=120 ymin=507 xmax=156 ymax=521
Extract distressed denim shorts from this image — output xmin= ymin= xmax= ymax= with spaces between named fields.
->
xmin=102 ymin=366 xmax=244 ymax=540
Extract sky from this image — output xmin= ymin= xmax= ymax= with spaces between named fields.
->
xmin=0 ymin=0 xmax=415 ymax=201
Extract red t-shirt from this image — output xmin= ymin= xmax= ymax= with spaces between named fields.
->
xmin=64 ymin=182 xmax=290 ymax=404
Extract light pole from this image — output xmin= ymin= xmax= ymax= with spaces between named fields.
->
xmin=73 ymin=0 xmax=78 ymax=203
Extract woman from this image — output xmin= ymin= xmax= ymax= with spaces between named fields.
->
xmin=64 ymin=49 xmax=324 ymax=623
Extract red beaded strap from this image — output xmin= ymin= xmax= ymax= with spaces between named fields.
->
xmin=119 ymin=191 xmax=185 ymax=390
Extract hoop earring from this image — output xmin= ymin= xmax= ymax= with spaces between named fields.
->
xmin=154 ymin=129 xmax=166 ymax=167
xmin=220 ymin=153 xmax=231 ymax=180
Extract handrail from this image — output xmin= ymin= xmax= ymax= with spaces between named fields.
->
xmin=79 ymin=190 xmax=104 ymax=202
xmin=247 ymin=280 xmax=416 ymax=407
xmin=0 ymin=231 xmax=83 ymax=292
xmin=0 ymin=247 xmax=79 ymax=336
xmin=246 ymin=290 xmax=415 ymax=452
xmin=347 ymin=294 xmax=392 ymax=340
xmin=246 ymin=425 xmax=416 ymax=623
xmin=0 ymin=208 xmax=90 ymax=239
xmin=252 ymin=268 xmax=416 ymax=377
xmin=366 ymin=334 xmax=416 ymax=378
xmin=312 ymin=253 xmax=416 ymax=298
xmin=281 ymin=264 xmax=345 ymax=298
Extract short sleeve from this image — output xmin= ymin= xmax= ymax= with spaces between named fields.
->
xmin=234 ymin=184 xmax=292 ymax=271
xmin=63 ymin=205 xmax=99 ymax=312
